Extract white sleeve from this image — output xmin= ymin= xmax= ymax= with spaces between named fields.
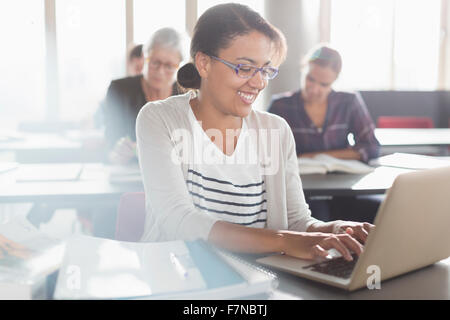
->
xmin=283 ymin=122 xmax=321 ymax=232
xmin=136 ymin=105 xmax=219 ymax=241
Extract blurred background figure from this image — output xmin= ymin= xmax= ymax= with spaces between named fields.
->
xmin=103 ymin=27 xmax=188 ymax=165
xmin=268 ymin=44 xmax=381 ymax=223
xmin=126 ymin=43 xmax=145 ymax=76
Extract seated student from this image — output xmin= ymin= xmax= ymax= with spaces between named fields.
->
xmin=136 ymin=3 xmax=374 ymax=261
xmin=268 ymin=45 xmax=381 ymax=223
xmin=103 ymin=27 xmax=187 ymax=165
xmin=126 ymin=43 xmax=145 ymax=76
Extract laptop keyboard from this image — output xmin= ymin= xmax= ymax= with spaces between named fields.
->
xmin=302 ymin=254 xmax=359 ymax=279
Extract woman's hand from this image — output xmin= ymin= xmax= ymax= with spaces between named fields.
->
xmin=280 ymin=231 xmax=364 ymax=261
xmin=109 ymin=136 xmax=137 ymax=165
xmin=331 ymin=220 xmax=375 ymax=244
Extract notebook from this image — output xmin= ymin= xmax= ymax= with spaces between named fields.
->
xmin=298 ymin=154 xmax=374 ymax=175
xmin=54 ymin=235 xmax=277 ymax=300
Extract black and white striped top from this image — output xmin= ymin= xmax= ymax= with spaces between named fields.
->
xmin=187 ymin=108 xmax=267 ymax=228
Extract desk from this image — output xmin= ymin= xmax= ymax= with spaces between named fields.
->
xmin=0 ymin=132 xmax=105 ymax=163
xmin=0 ymin=163 xmax=143 ymax=206
xmin=375 ymin=128 xmax=450 ymax=147
xmin=300 ymin=166 xmax=412 ymax=197
xmin=270 ymin=257 xmax=450 ymax=300
xmin=375 ymin=128 xmax=450 ymax=156
xmin=0 ymin=163 xmax=414 ymax=203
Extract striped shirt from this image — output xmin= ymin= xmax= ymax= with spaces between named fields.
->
xmin=187 ymin=107 xmax=267 ymax=228
xmin=268 ymin=90 xmax=380 ymax=162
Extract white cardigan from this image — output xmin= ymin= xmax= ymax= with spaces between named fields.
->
xmin=136 ymin=92 xmax=320 ymax=242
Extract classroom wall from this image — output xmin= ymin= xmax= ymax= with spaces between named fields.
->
xmin=360 ymin=91 xmax=450 ymax=128
xmin=264 ymin=0 xmax=320 ymax=108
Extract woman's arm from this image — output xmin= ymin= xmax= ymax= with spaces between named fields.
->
xmin=136 ymin=103 xmax=219 ymax=241
xmin=208 ymin=220 xmax=362 ymax=261
xmin=348 ymin=93 xmax=380 ymax=162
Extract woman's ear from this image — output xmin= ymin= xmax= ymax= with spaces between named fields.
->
xmin=194 ymin=52 xmax=211 ymax=79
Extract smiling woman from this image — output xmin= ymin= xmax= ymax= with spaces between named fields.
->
xmin=136 ymin=3 xmax=374 ymax=262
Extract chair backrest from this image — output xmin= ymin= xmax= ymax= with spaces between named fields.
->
xmin=377 ymin=116 xmax=434 ymax=128
xmin=115 ymin=192 xmax=146 ymax=242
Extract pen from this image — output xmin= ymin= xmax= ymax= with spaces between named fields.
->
xmin=170 ymin=252 xmax=188 ymax=278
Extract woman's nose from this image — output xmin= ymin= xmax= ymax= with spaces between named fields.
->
xmin=248 ymin=70 xmax=267 ymax=90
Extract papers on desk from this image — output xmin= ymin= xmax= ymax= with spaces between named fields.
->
xmin=370 ymin=153 xmax=450 ymax=170
xmin=54 ymin=235 xmax=277 ymax=300
xmin=0 ymin=218 xmax=65 ymax=299
xmin=0 ymin=162 xmax=18 ymax=174
xmin=15 ymin=163 xmax=83 ymax=182
xmin=298 ymin=154 xmax=375 ymax=175
xmin=108 ymin=164 xmax=142 ymax=184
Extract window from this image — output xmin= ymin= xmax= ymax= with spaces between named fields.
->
xmin=133 ymin=0 xmax=186 ymax=45
xmin=0 ymin=0 xmax=46 ymax=130
xmin=329 ymin=0 xmax=441 ymax=91
xmin=198 ymin=0 xmax=265 ymax=18
xmin=56 ymin=0 xmax=126 ymax=121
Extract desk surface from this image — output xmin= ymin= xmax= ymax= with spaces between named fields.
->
xmin=300 ymin=166 xmax=412 ymax=196
xmin=0 ymin=163 xmax=414 ymax=203
xmin=271 ymin=257 xmax=450 ymax=300
xmin=0 ymin=163 xmax=143 ymax=204
xmin=375 ymin=128 xmax=450 ymax=146
xmin=0 ymin=162 xmax=425 ymax=203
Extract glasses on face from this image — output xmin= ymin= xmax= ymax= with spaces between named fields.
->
xmin=146 ymin=58 xmax=178 ymax=73
xmin=209 ymin=55 xmax=278 ymax=80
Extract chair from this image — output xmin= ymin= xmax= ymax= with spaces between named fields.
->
xmin=115 ymin=192 xmax=146 ymax=242
xmin=377 ymin=116 xmax=434 ymax=128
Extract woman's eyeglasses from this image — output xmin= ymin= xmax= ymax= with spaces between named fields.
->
xmin=209 ymin=55 xmax=278 ymax=80
xmin=146 ymin=58 xmax=178 ymax=73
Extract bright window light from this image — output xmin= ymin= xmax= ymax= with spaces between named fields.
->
xmin=56 ymin=0 xmax=126 ymax=122
xmin=0 ymin=0 xmax=46 ymax=130
xmin=330 ymin=0 xmax=441 ymax=91
xmin=198 ymin=0 xmax=265 ymax=18
xmin=133 ymin=0 xmax=186 ymax=45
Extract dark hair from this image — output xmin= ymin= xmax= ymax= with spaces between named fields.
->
xmin=128 ymin=44 xmax=143 ymax=61
xmin=177 ymin=3 xmax=287 ymax=89
xmin=302 ymin=44 xmax=342 ymax=75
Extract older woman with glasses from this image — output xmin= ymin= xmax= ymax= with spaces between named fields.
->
xmin=104 ymin=27 xmax=188 ymax=164
xmin=136 ymin=4 xmax=374 ymax=262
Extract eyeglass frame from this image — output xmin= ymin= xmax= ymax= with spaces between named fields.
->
xmin=145 ymin=57 xmax=179 ymax=73
xmin=209 ymin=55 xmax=279 ymax=80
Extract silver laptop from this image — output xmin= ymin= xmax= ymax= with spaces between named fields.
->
xmin=257 ymin=166 xmax=450 ymax=291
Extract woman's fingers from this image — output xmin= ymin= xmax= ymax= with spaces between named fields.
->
xmin=311 ymin=245 xmax=330 ymax=259
xmin=317 ymin=234 xmax=364 ymax=261
xmin=347 ymin=226 xmax=369 ymax=244
xmin=320 ymin=235 xmax=353 ymax=261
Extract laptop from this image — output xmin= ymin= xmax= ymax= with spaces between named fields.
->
xmin=257 ymin=166 xmax=450 ymax=291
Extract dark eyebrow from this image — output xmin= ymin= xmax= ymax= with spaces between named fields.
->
xmin=236 ymin=57 xmax=271 ymax=66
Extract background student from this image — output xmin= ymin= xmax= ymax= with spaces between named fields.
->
xmin=126 ymin=43 xmax=145 ymax=76
xmin=268 ymin=45 xmax=381 ymax=222
xmin=136 ymin=3 xmax=374 ymax=261
xmin=104 ymin=27 xmax=187 ymax=165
